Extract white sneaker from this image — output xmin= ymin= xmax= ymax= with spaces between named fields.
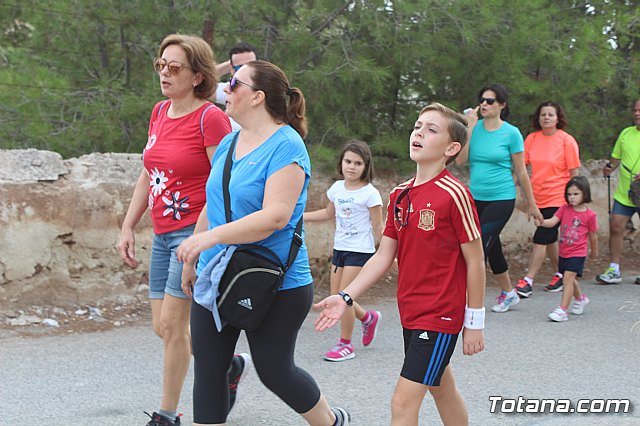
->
xmin=491 ymin=290 xmax=520 ymax=313
xmin=570 ymin=296 xmax=590 ymax=315
xmin=596 ymin=267 xmax=622 ymax=284
xmin=331 ymin=407 xmax=351 ymax=426
xmin=548 ymin=307 xmax=568 ymax=322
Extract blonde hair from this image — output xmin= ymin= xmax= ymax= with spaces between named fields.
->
xmin=158 ymin=34 xmax=217 ymax=99
xmin=418 ymin=103 xmax=468 ymax=164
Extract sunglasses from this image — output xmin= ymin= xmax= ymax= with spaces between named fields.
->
xmin=394 ymin=186 xmax=412 ymax=228
xmin=229 ymin=77 xmax=259 ymax=92
xmin=232 ymin=64 xmax=243 ymax=73
xmin=154 ymin=57 xmax=191 ymax=75
xmin=479 ymin=97 xmax=497 ymax=105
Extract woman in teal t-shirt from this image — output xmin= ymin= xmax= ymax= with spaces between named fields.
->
xmin=457 ymin=84 xmax=541 ymax=314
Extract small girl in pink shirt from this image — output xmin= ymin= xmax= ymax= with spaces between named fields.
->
xmin=535 ymin=176 xmax=598 ymax=322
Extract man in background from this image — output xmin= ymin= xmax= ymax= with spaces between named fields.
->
xmin=597 ymin=99 xmax=640 ymax=285
xmin=212 ymin=42 xmax=259 ymax=131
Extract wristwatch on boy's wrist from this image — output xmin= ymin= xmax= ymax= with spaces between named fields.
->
xmin=338 ymin=291 xmax=354 ymax=307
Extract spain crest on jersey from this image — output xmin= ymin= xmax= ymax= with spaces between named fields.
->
xmin=418 ymin=208 xmax=435 ymax=231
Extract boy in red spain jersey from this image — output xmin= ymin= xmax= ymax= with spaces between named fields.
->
xmin=314 ymin=103 xmax=486 ymax=425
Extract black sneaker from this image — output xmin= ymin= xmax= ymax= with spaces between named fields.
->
xmin=228 ymin=353 xmax=252 ymax=413
xmin=331 ymin=407 xmax=351 ymax=425
xmin=144 ymin=411 xmax=181 ymax=425
xmin=515 ymin=279 xmax=533 ymax=298
xmin=544 ymin=275 xmax=563 ymax=292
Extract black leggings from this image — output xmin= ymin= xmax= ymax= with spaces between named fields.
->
xmin=191 ymin=284 xmax=320 ymax=424
xmin=475 ymin=199 xmax=515 ymax=275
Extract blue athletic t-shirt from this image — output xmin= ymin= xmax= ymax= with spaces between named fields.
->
xmin=197 ymin=125 xmax=313 ymax=290
xmin=468 ymin=120 xmax=524 ymax=201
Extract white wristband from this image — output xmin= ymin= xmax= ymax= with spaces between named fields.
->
xmin=464 ymin=307 xmax=485 ymax=330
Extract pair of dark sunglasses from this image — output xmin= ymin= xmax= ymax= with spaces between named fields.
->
xmin=394 ymin=186 xmax=412 ymax=228
xmin=153 ymin=57 xmax=191 ymax=75
xmin=479 ymin=97 xmax=497 ymax=105
xmin=229 ymin=77 xmax=259 ymax=92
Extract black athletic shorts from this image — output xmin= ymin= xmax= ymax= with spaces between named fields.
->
xmin=401 ymin=329 xmax=458 ymax=387
xmin=533 ymin=207 xmax=560 ymax=244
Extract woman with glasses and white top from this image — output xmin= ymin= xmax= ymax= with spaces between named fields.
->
xmin=456 ymin=84 xmax=541 ymax=314
xmin=176 ymin=60 xmax=351 ymax=425
xmin=117 ymin=34 xmax=232 ymax=426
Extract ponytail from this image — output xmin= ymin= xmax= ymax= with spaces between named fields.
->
xmin=286 ymin=87 xmax=307 ymax=139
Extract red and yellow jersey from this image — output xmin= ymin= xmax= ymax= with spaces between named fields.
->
xmin=383 ymin=169 xmax=480 ymax=333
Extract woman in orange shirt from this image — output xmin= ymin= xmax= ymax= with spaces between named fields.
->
xmin=515 ymin=102 xmax=581 ymax=298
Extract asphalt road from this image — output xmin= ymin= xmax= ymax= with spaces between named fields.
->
xmin=2 ymin=275 xmax=640 ymax=425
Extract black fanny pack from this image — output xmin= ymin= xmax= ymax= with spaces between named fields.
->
xmin=217 ymin=133 xmax=303 ymax=330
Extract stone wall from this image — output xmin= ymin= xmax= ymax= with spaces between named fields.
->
xmin=0 ymin=150 xmax=151 ymax=307
xmin=1 ymin=149 xmax=638 ymax=308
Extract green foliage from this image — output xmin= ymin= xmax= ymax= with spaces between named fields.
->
xmin=0 ymin=0 xmax=638 ymax=161
xmin=307 ymin=143 xmax=337 ymax=175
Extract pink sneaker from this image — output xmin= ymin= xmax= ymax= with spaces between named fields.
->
xmin=324 ymin=343 xmax=355 ymax=362
xmin=361 ymin=310 xmax=381 ymax=347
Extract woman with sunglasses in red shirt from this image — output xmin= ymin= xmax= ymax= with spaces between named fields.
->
xmin=117 ymin=34 xmax=235 ymax=426
xmin=456 ymin=84 xmax=541 ymax=314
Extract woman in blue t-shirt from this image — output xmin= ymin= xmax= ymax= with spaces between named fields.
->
xmin=176 ymin=61 xmax=350 ymax=426
xmin=456 ymin=84 xmax=541 ymax=314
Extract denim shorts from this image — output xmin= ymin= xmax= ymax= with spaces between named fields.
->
xmin=611 ymin=200 xmax=640 ymax=217
xmin=148 ymin=224 xmax=195 ymax=299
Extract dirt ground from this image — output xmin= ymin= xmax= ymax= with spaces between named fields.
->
xmin=0 ymin=296 xmax=153 ymax=338
xmin=2 ymin=243 xmax=639 ymax=339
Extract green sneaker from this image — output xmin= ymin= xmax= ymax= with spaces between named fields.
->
xmin=596 ymin=267 xmax=622 ymax=284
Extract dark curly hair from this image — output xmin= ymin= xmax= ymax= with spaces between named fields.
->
xmin=531 ymin=101 xmax=568 ymax=131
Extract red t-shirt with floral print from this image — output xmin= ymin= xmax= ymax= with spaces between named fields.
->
xmin=143 ymin=101 xmax=231 ymax=234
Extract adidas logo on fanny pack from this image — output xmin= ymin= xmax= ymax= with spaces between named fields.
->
xmin=237 ymin=298 xmax=253 ymax=310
